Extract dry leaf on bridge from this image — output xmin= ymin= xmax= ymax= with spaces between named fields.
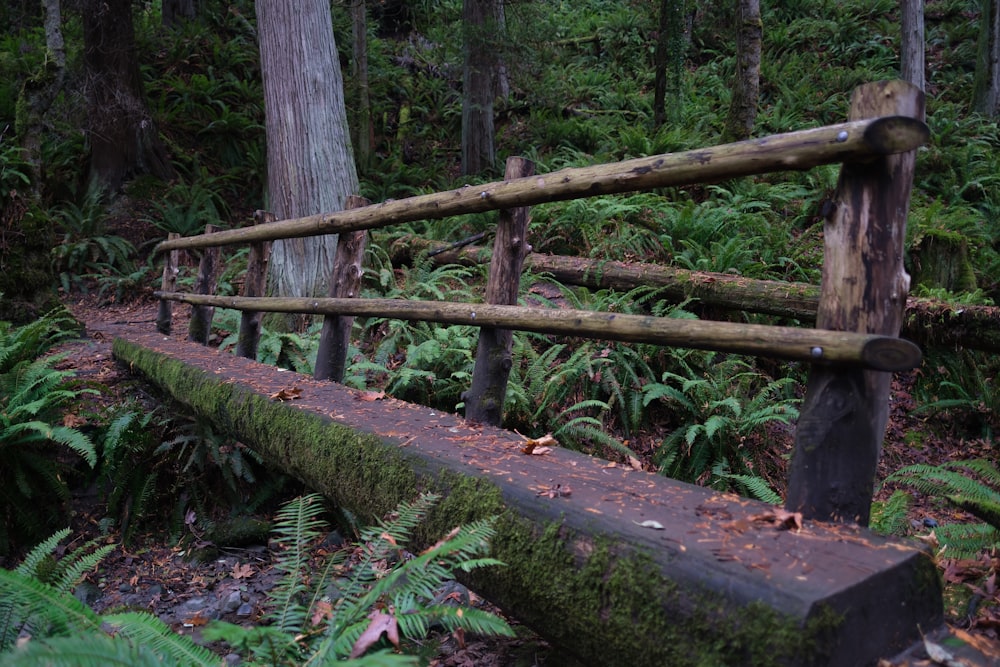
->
xmin=748 ymin=508 xmax=803 ymax=532
xmin=357 ymin=390 xmax=386 ymax=402
xmin=269 ymin=386 xmax=301 ymax=401
xmin=536 ymin=483 xmax=571 ymax=499
xmin=520 ymin=433 xmax=557 ymax=455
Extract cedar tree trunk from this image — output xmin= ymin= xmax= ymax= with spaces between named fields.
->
xmin=255 ymin=0 xmax=360 ymax=305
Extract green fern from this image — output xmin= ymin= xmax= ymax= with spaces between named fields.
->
xmin=884 ymin=460 xmax=1000 ymax=556
xmin=869 ymin=490 xmax=912 ymax=537
xmin=204 ymin=492 xmax=513 ymax=663
xmin=0 ymin=312 xmax=98 ymax=555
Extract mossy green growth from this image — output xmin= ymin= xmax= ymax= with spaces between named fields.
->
xmin=0 ymin=207 xmax=59 ymax=322
xmin=470 ymin=513 xmax=842 ymax=667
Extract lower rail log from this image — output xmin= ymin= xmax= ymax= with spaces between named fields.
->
xmin=112 ymin=327 xmax=942 ymax=667
xmin=155 ymin=292 xmax=922 ymax=372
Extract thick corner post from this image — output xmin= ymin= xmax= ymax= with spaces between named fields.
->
xmin=786 ymin=80 xmax=926 ymax=524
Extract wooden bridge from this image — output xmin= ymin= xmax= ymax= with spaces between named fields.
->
xmin=113 ymin=81 xmax=954 ymax=665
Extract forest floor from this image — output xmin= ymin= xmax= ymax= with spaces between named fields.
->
xmin=50 ymin=292 xmax=1000 ymax=666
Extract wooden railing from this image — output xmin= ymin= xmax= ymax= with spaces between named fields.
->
xmin=153 ymin=80 xmax=928 ymax=525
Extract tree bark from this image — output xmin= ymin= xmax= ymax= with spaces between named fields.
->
xmin=350 ymin=0 xmax=373 ymax=173
xmin=461 ymin=0 xmax=497 ymax=175
xmin=973 ymin=0 xmax=1000 ymax=116
xmin=786 ymin=81 xmax=924 ymax=525
xmin=464 ymin=157 xmax=534 ymax=425
xmin=16 ymin=0 xmax=66 ymax=193
xmin=723 ymin=0 xmax=762 ymax=141
xmin=901 ymin=0 xmax=925 ymax=93
xmin=81 ymin=0 xmax=173 ymax=191
xmin=256 ymin=0 xmax=360 ymax=308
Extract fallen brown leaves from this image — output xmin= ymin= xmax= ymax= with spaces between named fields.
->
xmin=269 ymin=386 xmax=302 ymax=401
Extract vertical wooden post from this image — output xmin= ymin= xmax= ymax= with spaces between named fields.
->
xmin=464 ymin=156 xmax=535 ymax=425
xmin=236 ymin=211 xmax=274 ymax=359
xmin=786 ymin=81 xmax=925 ymax=525
xmin=187 ymin=224 xmax=220 ymax=345
xmin=156 ymin=232 xmax=180 ymax=334
xmin=314 ymin=195 xmax=370 ymax=382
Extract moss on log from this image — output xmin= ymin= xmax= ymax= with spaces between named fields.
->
xmin=111 ymin=328 xmax=942 ymax=666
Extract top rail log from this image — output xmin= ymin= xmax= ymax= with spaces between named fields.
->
xmin=155 ymin=292 xmax=921 ymax=372
xmin=154 ymin=116 xmax=929 ymax=254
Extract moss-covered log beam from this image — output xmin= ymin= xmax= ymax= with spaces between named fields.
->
xmin=390 ymin=238 xmax=1000 ymax=353
xmin=111 ymin=327 xmax=942 ymax=667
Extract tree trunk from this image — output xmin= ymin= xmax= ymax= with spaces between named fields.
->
xmin=350 ymin=0 xmax=374 ymax=173
xmin=81 ymin=0 xmax=174 ymax=192
xmin=16 ymin=0 xmax=66 ymax=193
xmin=723 ymin=0 xmax=762 ymax=141
xmin=901 ymin=0 xmax=925 ymax=92
xmin=162 ymin=0 xmax=197 ymax=27
xmin=461 ymin=0 xmax=497 ymax=175
xmin=973 ymin=0 xmax=1000 ymax=116
xmin=255 ymin=0 xmax=360 ymax=309
xmin=652 ymin=0 xmax=687 ymax=127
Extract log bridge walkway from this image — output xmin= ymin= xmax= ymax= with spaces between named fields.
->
xmin=111 ymin=81 xmax=963 ymax=665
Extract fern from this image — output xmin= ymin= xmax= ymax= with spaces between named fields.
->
xmin=205 ymin=492 xmax=512 ymax=664
xmin=869 ymin=490 xmax=912 ymax=537
xmin=884 ymin=460 xmax=1000 ymax=556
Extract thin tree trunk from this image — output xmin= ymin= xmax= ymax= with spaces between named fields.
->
xmin=461 ymin=0 xmax=497 ymax=175
xmin=255 ymin=0 xmax=360 ymax=311
xmin=723 ymin=0 xmax=762 ymax=141
xmin=162 ymin=0 xmax=197 ymax=27
xmin=973 ymin=0 xmax=1000 ymax=116
xmin=18 ymin=0 xmax=66 ymax=192
xmin=653 ymin=0 xmax=686 ymax=127
xmin=901 ymin=0 xmax=925 ymax=93
xmin=351 ymin=0 xmax=373 ymax=172
xmin=81 ymin=0 xmax=173 ymax=191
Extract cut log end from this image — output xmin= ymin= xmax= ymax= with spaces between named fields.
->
xmin=862 ymin=116 xmax=930 ymax=154
xmin=860 ymin=336 xmax=922 ymax=372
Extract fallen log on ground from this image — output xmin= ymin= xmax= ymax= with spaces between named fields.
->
xmin=111 ymin=324 xmax=942 ymax=667
xmin=389 ymin=237 xmax=1000 ymax=353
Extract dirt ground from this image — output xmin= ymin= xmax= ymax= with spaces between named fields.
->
xmin=45 ymin=293 xmax=1000 ymax=665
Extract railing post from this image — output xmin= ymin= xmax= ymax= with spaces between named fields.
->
xmin=236 ymin=211 xmax=274 ymax=359
xmin=464 ymin=156 xmax=535 ymax=425
xmin=187 ymin=224 xmax=220 ymax=345
xmin=786 ymin=81 xmax=925 ymax=525
xmin=314 ymin=195 xmax=370 ymax=382
xmin=156 ymin=232 xmax=180 ymax=334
